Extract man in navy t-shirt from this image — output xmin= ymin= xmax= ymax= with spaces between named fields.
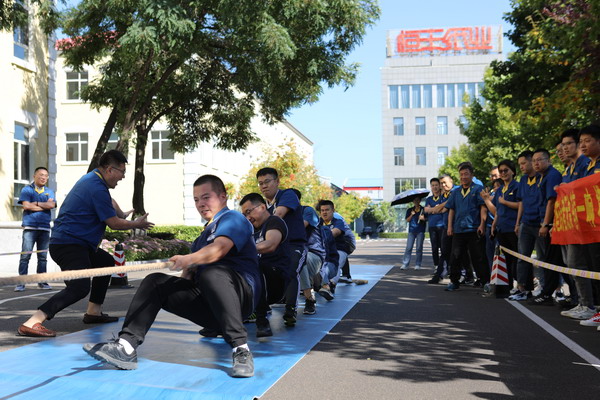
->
xmin=84 ymin=174 xmax=258 ymax=378
xmin=424 ymin=178 xmax=445 ymax=274
xmin=257 ymin=167 xmax=306 ymax=326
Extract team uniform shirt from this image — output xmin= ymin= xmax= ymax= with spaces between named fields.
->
xmin=584 ymin=155 xmax=600 ymax=176
xmin=445 ymin=183 xmax=485 ymax=234
xmin=319 ymin=221 xmax=340 ymax=266
xmin=440 ymin=186 xmax=459 ymax=228
xmin=322 ymin=216 xmax=349 ymax=253
xmin=425 ymin=195 xmax=445 ymax=228
xmin=517 ymin=174 xmax=541 ymax=226
xmin=485 ymin=189 xmax=496 ymax=228
xmin=191 ymin=207 xmax=261 ymax=307
xmin=492 ymin=179 xmax=519 ymax=233
xmin=405 ymin=206 xmax=426 ymax=234
xmin=18 ymin=183 xmax=55 ymax=231
xmin=537 ymin=165 xmax=562 ymax=223
xmin=562 ymin=154 xmax=590 ymax=183
xmin=50 ymin=170 xmax=116 ymax=249
xmin=253 ymin=215 xmax=291 ymax=279
xmin=303 ymin=206 xmax=326 ymax=261
xmin=266 ymin=189 xmax=306 ymax=246
xmin=334 ymin=212 xmax=356 ymax=254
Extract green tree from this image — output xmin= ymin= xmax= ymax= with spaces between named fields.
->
xmin=334 ymin=193 xmax=369 ymax=226
xmin=362 ymin=201 xmax=396 ymax=231
xmin=238 ymin=141 xmax=333 ymax=207
xmin=0 ymin=0 xmax=60 ymax=34
xmin=56 ymin=0 xmax=379 ymax=215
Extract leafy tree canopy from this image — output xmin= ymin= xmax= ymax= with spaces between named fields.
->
xmin=334 ymin=192 xmax=369 ymax=225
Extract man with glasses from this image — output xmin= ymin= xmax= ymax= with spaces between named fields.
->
xmin=18 ymin=150 xmax=155 ymax=338
xmin=256 ymin=167 xmax=307 ymax=326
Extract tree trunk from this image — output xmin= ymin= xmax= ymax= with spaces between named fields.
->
xmin=132 ymin=124 xmax=148 ymax=216
xmin=87 ymin=106 xmax=118 ymax=172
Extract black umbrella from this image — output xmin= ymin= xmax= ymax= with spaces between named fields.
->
xmin=391 ymin=188 xmax=430 ymax=206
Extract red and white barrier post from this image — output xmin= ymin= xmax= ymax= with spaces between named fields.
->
xmin=109 ymin=243 xmax=133 ymax=288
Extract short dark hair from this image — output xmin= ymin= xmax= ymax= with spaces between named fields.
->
xmin=440 ymin=174 xmax=452 ymax=180
xmin=240 ymin=192 xmax=266 ymax=206
xmin=533 ymin=149 xmax=550 ymax=159
xmin=493 ymin=178 xmax=504 ymax=187
xmin=317 ymin=199 xmax=335 ymax=211
xmin=193 ymin=174 xmax=226 ymax=195
xmin=99 ymin=150 xmax=128 ymax=168
xmin=458 ymin=161 xmax=474 ymax=173
xmin=561 ymin=128 xmax=580 ymax=144
xmin=489 ymin=166 xmax=499 ymax=173
xmin=580 ymin=124 xmax=600 ymax=141
xmin=517 ymin=150 xmax=533 ymax=160
xmin=290 ymin=188 xmax=302 ymax=201
xmin=430 ymin=177 xmax=440 ymax=184
xmin=256 ymin=167 xmax=278 ymax=179
xmin=498 ymin=159 xmax=516 ymax=176
xmin=34 ymin=167 xmax=48 ymax=174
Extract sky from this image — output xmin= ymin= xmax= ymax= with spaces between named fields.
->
xmin=286 ymin=0 xmax=515 ymax=187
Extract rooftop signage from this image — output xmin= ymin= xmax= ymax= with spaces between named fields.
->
xmin=386 ymin=26 xmax=502 ymax=57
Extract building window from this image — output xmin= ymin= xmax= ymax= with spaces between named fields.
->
xmin=66 ymin=133 xmax=88 ymax=162
xmin=411 ymin=85 xmax=421 ymax=108
xmin=14 ymin=123 xmax=30 ymax=198
xmin=395 ymin=177 xmax=427 ymax=193
xmin=394 ymin=147 xmax=404 ymax=166
xmin=66 ymin=71 xmax=89 ymax=100
xmin=106 ymin=132 xmax=119 ymax=150
xmin=416 ymin=147 xmax=426 ymax=165
xmin=423 ymin=84 xmax=432 ymax=108
xmin=13 ymin=1 xmax=29 ymax=60
xmin=478 ymin=82 xmax=485 ymax=103
xmin=446 ymin=84 xmax=455 ymax=108
xmin=389 ymin=85 xmax=398 ymax=109
xmin=415 ymin=117 xmax=426 ymax=135
xmin=393 ymin=117 xmax=404 ymax=136
xmin=436 ymin=84 xmax=445 ymax=108
xmin=437 ymin=116 xmax=448 ymax=135
xmin=467 ymin=83 xmax=477 ymax=104
xmin=400 ymin=85 xmax=410 ymax=108
xmin=457 ymin=83 xmax=466 ymax=107
xmin=459 ymin=115 xmax=469 ymax=132
xmin=437 ymin=147 xmax=449 ymax=165
xmin=151 ymin=130 xmax=175 ymax=160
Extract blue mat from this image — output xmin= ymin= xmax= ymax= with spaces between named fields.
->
xmin=0 ymin=265 xmax=392 ymax=400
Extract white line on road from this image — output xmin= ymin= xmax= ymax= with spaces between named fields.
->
xmin=0 ymin=291 xmax=60 ymax=305
xmin=507 ymin=300 xmax=600 ymax=373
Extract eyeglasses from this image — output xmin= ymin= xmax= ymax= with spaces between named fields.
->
xmin=257 ymin=178 xmax=274 ymax=187
xmin=532 ymin=158 xmax=548 ymax=163
xmin=110 ymin=166 xmax=126 ymax=175
xmin=498 ymin=168 xmax=510 ymax=174
xmin=243 ymin=205 xmax=261 ymax=216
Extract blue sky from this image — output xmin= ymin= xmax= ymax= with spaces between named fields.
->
xmin=287 ymin=0 xmax=515 ymax=187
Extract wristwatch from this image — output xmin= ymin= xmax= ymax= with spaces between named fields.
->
xmin=542 ymin=223 xmax=552 ymax=228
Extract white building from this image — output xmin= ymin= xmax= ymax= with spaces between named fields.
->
xmin=381 ymin=26 xmax=504 ymax=201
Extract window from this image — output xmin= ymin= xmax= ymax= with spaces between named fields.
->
xmin=395 ymin=178 xmax=427 ymax=194
xmin=151 ymin=130 xmax=175 ymax=160
xmin=66 ymin=71 xmax=89 ymax=100
xmin=457 ymin=83 xmax=466 ymax=107
xmin=411 ymin=85 xmax=421 ymax=108
xmin=393 ymin=118 xmax=404 ymax=136
xmin=437 ymin=116 xmax=448 ymax=135
xmin=394 ymin=147 xmax=404 ymax=166
xmin=437 ymin=147 xmax=449 ymax=165
xmin=106 ymin=132 xmax=119 ymax=150
xmin=389 ymin=85 xmax=398 ymax=109
xmin=13 ymin=1 xmax=29 ymax=60
xmin=446 ymin=84 xmax=455 ymax=108
xmin=415 ymin=117 xmax=426 ymax=135
xmin=423 ymin=85 xmax=432 ymax=108
xmin=459 ymin=115 xmax=469 ymax=132
xmin=478 ymin=82 xmax=485 ymax=103
xmin=66 ymin=133 xmax=88 ymax=162
xmin=14 ymin=123 xmax=30 ymax=197
xmin=416 ymin=147 xmax=426 ymax=165
xmin=467 ymin=83 xmax=477 ymax=104
xmin=400 ymin=85 xmax=410 ymax=108
xmin=436 ymin=84 xmax=445 ymax=108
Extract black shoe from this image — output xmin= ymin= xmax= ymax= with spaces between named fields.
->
xmin=303 ymin=298 xmax=316 ymax=315
xmin=427 ymin=275 xmax=441 ymax=284
xmin=472 ymin=279 xmax=483 ymax=288
xmin=256 ymin=317 xmax=273 ymax=337
xmin=329 ymin=282 xmax=337 ymax=294
xmin=231 ymin=347 xmax=254 ymax=378
xmin=243 ymin=312 xmax=257 ymax=323
xmin=529 ymin=294 xmax=554 ymax=306
xmin=557 ymin=296 xmax=578 ymax=309
xmin=83 ymin=340 xmax=137 ymax=370
xmin=82 ymin=313 xmax=118 ymax=324
xmin=463 ymin=278 xmax=475 ymax=285
xmin=199 ymin=327 xmax=222 ymax=337
xmin=283 ymin=305 xmax=297 ymax=326
xmin=318 ymin=285 xmax=334 ymax=301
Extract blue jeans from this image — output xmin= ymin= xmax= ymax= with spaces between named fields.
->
xmin=402 ymin=231 xmax=424 ymax=268
xmin=18 ymin=229 xmax=50 ymax=275
xmin=517 ymin=223 xmax=543 ymax=291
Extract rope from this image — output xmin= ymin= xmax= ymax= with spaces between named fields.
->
xmin=0 ymin=249 xmax=48 ymax=256
xmin=0 ymin=261 xmax=174 ymax=286
xmin=499 ymin=246 xmax=600 ymax=281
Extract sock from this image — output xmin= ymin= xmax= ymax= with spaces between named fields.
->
xmin=233 ymin=343 xmax=249 ymax=353
xmin=118 ymin=338 xmax=135 ymax=355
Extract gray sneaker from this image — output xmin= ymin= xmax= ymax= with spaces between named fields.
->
xmin=38 ymin=283 xmax=52 ymax=290
xmin=14 ymin=285 xmax=25 ymax=292
xmin=231 ymin=347 xmax=254 ymax=378
xmin=83 ymin=340 xmax=138 ymax=370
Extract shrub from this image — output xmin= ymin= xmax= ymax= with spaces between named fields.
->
xmin=101 ymin=237 xmax=191 ymax=262
xmin=149 ymin=225 xmax=204 ymax=242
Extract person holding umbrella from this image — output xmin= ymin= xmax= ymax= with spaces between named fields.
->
xmin=400 ymin=196 xmax=427 ymax=270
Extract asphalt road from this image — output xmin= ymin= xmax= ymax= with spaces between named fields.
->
xmin=1 ymin=239 xmax=599 ymax=399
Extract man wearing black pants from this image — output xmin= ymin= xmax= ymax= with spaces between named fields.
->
xmin=84 ymin=175 xmax=260 ymax=378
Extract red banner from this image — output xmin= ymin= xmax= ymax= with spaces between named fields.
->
xmin=552 ymin=172 xmax=600 ymax=245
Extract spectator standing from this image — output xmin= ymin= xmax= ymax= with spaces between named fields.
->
xmin=401 ymin=197 xmax=426 ymax=270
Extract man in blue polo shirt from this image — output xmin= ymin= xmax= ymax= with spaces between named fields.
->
xmin=18 ymin=150 xmax=154 ymax=339
xmin=257 ymin=167 xmax=307 ymax=326
xmin=425 ymin=178 xmax=445 ymax=276
xmin=444 ymin=162 xmax=489 ymax=291
xmin=317 ymin=200 xmax=350 ymax=286
xmin=16 ymin=166 xmax=56 ymax=292
xmin=85 ymin=174 xmax=259 ymax=378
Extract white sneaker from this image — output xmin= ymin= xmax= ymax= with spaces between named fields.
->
xmin=580 ymin=312 xmax=600 ymax=327
xmin=564 ymin=305 xmax=596 ymax=320
xmin=414 ymin=266 xmax=421 ymax=270
xmin=532 ymin=287 xmax=542 ymax=297
xmin=561 ymin=305 xmax=583 ymax=318
xmin=400 ymin=265 xmax=408 ymax=270
xmin=509 ymin=287 xmax=519 ymax=295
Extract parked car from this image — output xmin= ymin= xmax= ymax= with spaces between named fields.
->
xmin=360 ymin=226 xmax=373 ymax=238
